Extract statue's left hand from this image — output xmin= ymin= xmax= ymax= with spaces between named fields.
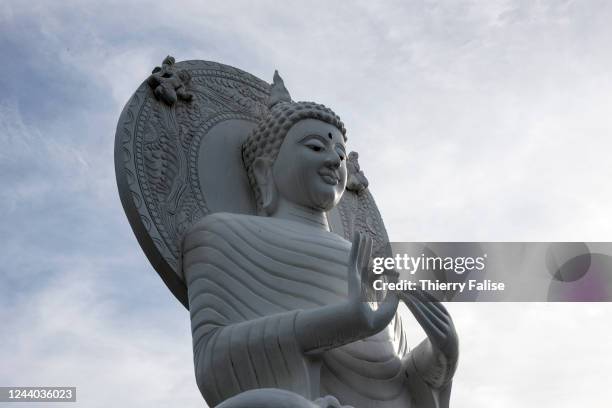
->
xmin=400 ymin=291 xmax=458 ymax=361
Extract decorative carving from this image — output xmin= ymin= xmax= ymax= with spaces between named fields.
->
xmin=337 ymin=188 xmax=388 ymax=259
xmin=346 ymin=151 xmax=369 ymax=193
xmin=116 ymin=60 xmax=270 ymax=307
xmin=147 ymin=56 xmax=194 ymax=106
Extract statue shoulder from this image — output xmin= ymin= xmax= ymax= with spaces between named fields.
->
xmin=181 ymin=213 xmax=257 ymax=282
xmin=184 ymin=212 xmax=254 ymax=242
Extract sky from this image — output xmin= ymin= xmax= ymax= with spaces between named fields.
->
xmin=1 ymin=0 xmax=611 ymax=407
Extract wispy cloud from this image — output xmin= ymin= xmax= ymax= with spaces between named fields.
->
xmin=1 ymin=1 xmax=611 ymax=407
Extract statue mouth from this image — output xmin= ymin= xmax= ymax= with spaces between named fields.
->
xmin=319 ymin=171 xmax=340 ymax=185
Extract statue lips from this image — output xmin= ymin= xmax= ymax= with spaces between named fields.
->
xmin=318 ymin=170 xmax=340 ymax=185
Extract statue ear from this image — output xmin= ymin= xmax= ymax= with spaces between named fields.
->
xmin=252 ymin=157 xmax=277 ymax=215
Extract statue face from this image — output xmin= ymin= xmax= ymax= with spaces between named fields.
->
xmin=272 ymin=119 xmax=347 ymax=211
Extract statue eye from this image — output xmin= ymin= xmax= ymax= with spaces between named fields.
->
xmin=304 ymin=139 xmax=326 ymax=152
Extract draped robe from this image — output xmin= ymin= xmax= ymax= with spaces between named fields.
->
xmin=182 ymin=212 xmax=436 ymax=408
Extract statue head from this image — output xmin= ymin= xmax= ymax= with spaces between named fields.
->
xmin=242 ymin=71 xmax=348 ymax=215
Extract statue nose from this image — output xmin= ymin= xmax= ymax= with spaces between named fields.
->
xmin=325 ymin=155 xmax=341 ymax=169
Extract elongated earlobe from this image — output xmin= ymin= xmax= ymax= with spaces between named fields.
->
xmin=253 ymin=157 xmax=277 ymax=215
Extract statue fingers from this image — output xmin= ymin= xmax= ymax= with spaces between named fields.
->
xmin=356 ymin=233 xmax=373 ymax=274
xmin=374 ymin=291 xmax=399 ymax=329
xmin=401 ymin=294 xmax=447 ymax=341
xmin=425 ymin=297 xmax=453 ymax=322
xmin=347 ymin=232 xmax=365 ymax=295
xmin=413 ymin=300 xmax=449 ymax=334
xmin=418 ymin=302 xmax=451 ymax=333
xmin=412 ymin=287 xmax=440 ymax=303
xmin=419 ymin=299 xmax=451 ymax=326
xmin=409 ymin=289 xmax=453 ymax=321
xmin=348 ymin=232 xmax=362 ymax=270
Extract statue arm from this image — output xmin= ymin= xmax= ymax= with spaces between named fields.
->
xmin=189 ymin=305 xmax=313 ymax=406
xmin=182 ymin=216 xmax=315 ymax=405
xmin=186 ymin=269 xmax=393 ymax=405
xmin=295 ymin=297 xmax=393 ymax=354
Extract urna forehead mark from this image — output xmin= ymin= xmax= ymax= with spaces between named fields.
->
xmin=287 ymin=119 xmax=346 ymax=144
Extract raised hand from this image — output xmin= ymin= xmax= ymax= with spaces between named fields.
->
xmin=346 ymin=232 xmax=399 ymax=336
xmin=296 ymin=232 xmax=399 ymax=354
xmin=399 ymin=289 xmax=458 ymax=360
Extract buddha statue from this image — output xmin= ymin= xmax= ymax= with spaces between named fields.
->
xmin=181 ymin=71 xmax=458 ymax=408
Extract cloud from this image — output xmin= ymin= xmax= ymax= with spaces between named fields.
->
xmin=0 ymin=252 xmax=201 ymax=408
xmin=1 ymin=1 xmax=611 ymax=407
xmin=450 ymin=303 xmax=612 ymax=408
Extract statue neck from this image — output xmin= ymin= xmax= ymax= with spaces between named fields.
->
xmin=271 ymin=199 xmax=330 ymax=231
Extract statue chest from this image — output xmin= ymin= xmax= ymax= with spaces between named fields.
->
xmin=183 ymin=214 xmax=353 ymax=318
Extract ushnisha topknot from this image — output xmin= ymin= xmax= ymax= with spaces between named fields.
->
xmin=242 ymin=71 xmax=347 ymax=213
xmin=267 ymin=70 xmax=292 ymax=108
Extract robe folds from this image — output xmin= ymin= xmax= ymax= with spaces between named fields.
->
xmin=182 ymin=213 xmax=416 ymax=408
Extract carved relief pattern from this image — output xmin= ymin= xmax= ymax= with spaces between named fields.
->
xmin=121 ymin=60 xmax=270 ymax=275
xmin=337 ymin=183 xmax=390 ymax=259
xmin=338 ymin=150 xmax=389 ymax=257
